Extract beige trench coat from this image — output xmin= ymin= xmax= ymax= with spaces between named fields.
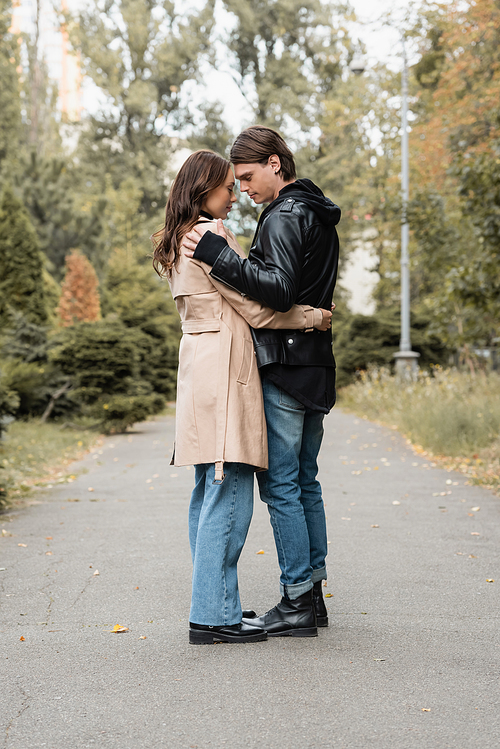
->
xmin=168 ymin=232 xmax=322 ymax=481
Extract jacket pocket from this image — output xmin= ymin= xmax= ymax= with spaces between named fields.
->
xmin=236 ymin=338 xmax=254 ymax=385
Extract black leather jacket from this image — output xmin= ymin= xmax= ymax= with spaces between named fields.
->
xmin=193 ymin=179 xmax=341 ymax=369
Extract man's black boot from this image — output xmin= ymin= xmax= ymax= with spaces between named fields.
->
xmin=242 ymin=589 xmax=317 ymax=637
xmin=313 ymin=581 xmax=328 ymax=627
xmin=243 ymin=583 xmax=328 ymax=628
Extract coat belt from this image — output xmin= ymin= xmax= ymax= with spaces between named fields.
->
xmin=182 ymin=319 xmax=221 ymax=334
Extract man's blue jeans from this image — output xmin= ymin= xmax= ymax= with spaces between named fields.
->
xmin=257 ymin=377 xmax=328 ymax=600
xmin=189 ymin=462 xmax=254 ymax=626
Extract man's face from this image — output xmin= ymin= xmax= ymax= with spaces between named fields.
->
xmin=234 ymin=161 xmax=279 ymax=204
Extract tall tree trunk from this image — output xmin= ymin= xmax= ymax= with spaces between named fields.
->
xmin=29 ymin=0 xmax=41 ymax=150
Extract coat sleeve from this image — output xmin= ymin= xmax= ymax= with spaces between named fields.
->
xmin=193 ymin=211 xmax=304 ymax=313
xmin=194 ymin=259 xmax=322 ymax=331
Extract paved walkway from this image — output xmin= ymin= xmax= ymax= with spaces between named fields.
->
xmin=1 ymin=410 xmax=499 ymax=748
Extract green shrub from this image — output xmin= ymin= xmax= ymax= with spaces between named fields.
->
xmin=340 ymin=367 xmax=500 ymax=456
xmin=333 ymin=311 xmax=450 ymax=387
xmin=103 ymin=251 xmax=180 ymax=400
xmin=0 ymin=378 xmax=19 ymax=438
xmin=0 ymin=377 xmax=19 ymax=505
xmin=87 ymin=392 xmax=165 ymax=433
xmin=50 ymin=320 xmax=165 ymax=432
xmin=1 ymin=312 xmax=75 ymax=419
xmin=0 ymin=359 xmax=48 ymax=415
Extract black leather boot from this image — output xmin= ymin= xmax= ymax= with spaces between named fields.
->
xmin=189 ymin=621 xmax=267 ymax=644
xmin=243 ymin=583 xmax=329 ymax=628
xmin=242 ymin=589 xmax=317 ymax=637
xmin=313 ymin=580 xmax=328 ymax=627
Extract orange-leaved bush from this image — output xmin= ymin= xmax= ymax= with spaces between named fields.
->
xmin=57 ymin=250 xmax=101 ymax=326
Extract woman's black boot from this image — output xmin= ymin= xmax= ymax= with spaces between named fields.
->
xmin=189 ymin=621 xmax=267 ymax=644
xmin=313 ymin=581 xmax=328 ymax=627
xmin=242 ymin=589 xmax=317 ymax=637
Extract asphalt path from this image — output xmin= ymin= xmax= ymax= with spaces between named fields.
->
xmin=1 ymin=409 xmax=499 ymax=749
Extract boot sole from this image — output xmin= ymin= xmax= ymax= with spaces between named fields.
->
xmin=268 ymin=626 xmax=318 ymax=638
xmin=189 ymin=629 xmax=268 ymax=644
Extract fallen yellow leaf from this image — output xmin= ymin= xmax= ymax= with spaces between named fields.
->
xmin=18 ymin=543 xmax=27 ymax=547
xmin=111 ymin=624 xmax=129 ymax=633
xmin=486 ymin=579 xmax=494 ymax=583
xmin=325 ymin=593 xmax=333 ymax=598
xmin=19 ymin=636 xmax=25 ymax=641
xmin=46 ymin=536 xmax=52 ymax=540
xmin=139 ymin=636 xmax=147 ymax=640
xmin=45 ymin=551 xmax=53 ymax=556
xmin=88 ymin=487 xmax=94 ymax=492
xmin=421 ymin=708 xmax=431 ymax=712
xmin=256 ymin=550 xmax=265 ymax=555
xmin=93 ymin=570 xmax=100 ymax=576
xmin=471 ymin=507 xmax=480 ymax=512
xmin=371 ymin=524 xmax=379 ymax=528
xmin=471 ymin=532 xmax=480 ymax=536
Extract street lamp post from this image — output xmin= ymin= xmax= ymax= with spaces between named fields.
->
xmin=350 ymin=41 xmax=420 ymax=376
xmin=393 ymin=39 xmax=420 ymax=376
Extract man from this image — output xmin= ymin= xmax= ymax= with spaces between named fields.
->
xmin=183 ymin=126 xmax=340 ymax=637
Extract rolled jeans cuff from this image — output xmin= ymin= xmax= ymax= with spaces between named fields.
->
xmin=311 ymin=566 xmax=327 ymax=584
xmin=280 ymin=579 xmax=313 ymax=600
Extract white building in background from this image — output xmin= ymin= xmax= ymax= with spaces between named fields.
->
xmin=10 ymin=0 xmax=82 ymax=121
xmin=340 ymin=229 xmax=379 ymax=315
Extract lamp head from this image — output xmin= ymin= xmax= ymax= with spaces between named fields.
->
xmin=349 ymin=56 xmax=365 ymax=75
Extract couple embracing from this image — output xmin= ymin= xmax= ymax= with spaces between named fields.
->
xmin=153 ymin=126 xmax=340 ymax=644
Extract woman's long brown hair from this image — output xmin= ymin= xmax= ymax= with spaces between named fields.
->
xmin=152 ymin=150 xmax=231 ymax=277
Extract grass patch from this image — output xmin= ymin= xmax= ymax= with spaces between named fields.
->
xmin=339 ymin=367 xmax=500 ymax=494
xmin=0 ymin=420 xmax=100 ymax=509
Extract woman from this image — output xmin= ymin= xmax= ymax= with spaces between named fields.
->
xmin=152 ymin=150 xmax=331 ymax=644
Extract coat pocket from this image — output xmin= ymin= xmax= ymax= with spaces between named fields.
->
xmin=236 ymin=338 xmax=254 ymax=385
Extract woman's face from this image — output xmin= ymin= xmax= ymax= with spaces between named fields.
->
xmin=202 ymin=168 xmax=237 ymax=219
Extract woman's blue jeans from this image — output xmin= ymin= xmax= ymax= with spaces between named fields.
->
xmin=257 ymin=377 xmax=328 ymax=600
xmin=189 ymin=462 xmax=254 ymax=626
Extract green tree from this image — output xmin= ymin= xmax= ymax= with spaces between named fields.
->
xmin=67 ymin=0 xmax=216 ymax=213
xmin=0 ymin=185 xmax=47 ymax=328
xmin=220 ymin=0 xmax=350 ymax=133
xmin=316 ymin=63 xmax=403 ymax=303
xmin=15 ymin=154 xmax=107 ymax=277
xmin=0 ymin=0 xmax=22 ymax=168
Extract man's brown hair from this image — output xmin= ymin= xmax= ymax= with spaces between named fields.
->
xmin=230 ymin=126 xmax=296 ymax=182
